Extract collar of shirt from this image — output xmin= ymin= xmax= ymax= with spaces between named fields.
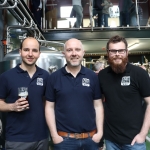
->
xmin=62 ymin=64 xmax=86 ymax=76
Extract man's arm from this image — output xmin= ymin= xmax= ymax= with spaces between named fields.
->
xmin=92 ymin=99 xmax=104 ymax=143
xmin=45 ymin=101 xmax=63 ymax=144
xmin=0 ymin=98 xmax=29 ymax=112
xmin=131 ymin=96 xmax=150 ymax=145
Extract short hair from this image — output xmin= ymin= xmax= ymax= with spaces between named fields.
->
xmin=94 ymin=61 xmax=104 ymax=71
xmin=64 ymin=38 xmax=84 ymax=51
xmin=106 ymin=35 xmax=128 ymax=50
xmin=20 ymin=37 xmax=40 ymax=51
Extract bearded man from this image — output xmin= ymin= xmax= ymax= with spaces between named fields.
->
xmin=98 ymin=35 xmax=150 ymax=150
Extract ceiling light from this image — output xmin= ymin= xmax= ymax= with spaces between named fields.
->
xmin=128 ymin=43 xmax=139 ymax=50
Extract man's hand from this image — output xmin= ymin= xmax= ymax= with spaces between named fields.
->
xmin=52 ymin=135 xmax=63 ymax=144
xmin=37 ymin=8 xmax=41 ymax=11
xmin=11 ymin=98 xmax=29 ymax=112
xmin=131 ymin=133 xmax=146 ymax=145
xmin=92 ymin=133 xmax=102 ymax=143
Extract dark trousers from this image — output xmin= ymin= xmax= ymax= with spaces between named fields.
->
xmin=5 ymin=139 xmax=49 ymax=150
xmin=93 ymin=9 xmax=103 ymax=27
xmin=119 ymin=11 xmax=130 ymax=26
xmin=32 ymin=6 xmax=42 ymax=27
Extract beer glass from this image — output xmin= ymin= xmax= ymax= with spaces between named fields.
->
xmin=18 ymin=87 xmax=28 ymax=99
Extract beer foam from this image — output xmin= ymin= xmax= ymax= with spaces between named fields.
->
xmin=18 ymin=91 xmax=28 ymax=97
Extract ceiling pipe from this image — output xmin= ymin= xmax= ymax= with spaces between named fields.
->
xmin=0 ymin=0 xmax=18 ymax=9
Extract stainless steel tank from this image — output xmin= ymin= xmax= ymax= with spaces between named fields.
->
xmin=0 ymin=46 xmax=66 ymax=74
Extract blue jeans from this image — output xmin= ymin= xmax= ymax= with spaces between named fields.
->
xmin=105 ymin=140 xmax=146 ymax=150
xmin=54 ymin=137 xmax=99 ymax=150
xmin=73 ymin=5 xmax=83 ymax=28
xmin=103 ymin=14 xmax=109 ymax=27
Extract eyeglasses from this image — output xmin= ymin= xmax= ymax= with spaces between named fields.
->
xmin=107 ymin=49 xmax=127 ymax=55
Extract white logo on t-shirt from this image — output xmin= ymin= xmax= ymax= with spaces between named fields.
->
xmin=82 ymin=78 xmax=90 ymax=87
xmin=37 ymin=78 xmax=43 ymax=86
xmin=121 ymin=76 xmax=130 ymax=86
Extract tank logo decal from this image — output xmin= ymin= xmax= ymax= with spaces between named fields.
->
xmin=121 ymin=76 xmax=130 ymax=86
xmin=37 ymin=78 xmax=43 ymax=86
xmin=82 ymin=78 xmax=90 ymax=87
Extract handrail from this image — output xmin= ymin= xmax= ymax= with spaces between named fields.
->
xmin=138 ymin=0 xmax=148 ymax=3
xmin=22 ymin=18 xmax=27 ymax=27
xmin=87 ymin=0 xmax=143 ymax=30
xmin=42 ymin=0 xmax=46 ymax=29
xmin=1 ymin=0 xmax=45 ymax=40
xmin=135 ymin=0 xmax=140 ymax=30
xmin=0 ymin=0 xmax=18 ymax=9
xmin=16 ymin=0 xmax=45 ymax=40
xmin=38 ymin=40 xmax=64 ymax=46
xmin=6 ymin=20 xmax=34 ymax=53
xmin=0 ymin=0 xmax=70 ymax=54
xmin=89 ymin=0 xmax=93 ymax=31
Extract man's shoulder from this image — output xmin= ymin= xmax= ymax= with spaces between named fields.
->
xmin=99 ymin=66 xmax=110 ymax=74
xmin=50 ymin=68 xmax=63 ymax=77
xmin=0 ymin=67 xmax=15 ymax=76
xmin=127 ymin=63 xmax=146 ymax=72
xmin=83 ymin=66 xmax=93 ymax=72
xmin=37 ymin=66 xmax=49 ymax=75
xmin=83 ymin=66 xmax=97 ymax=76
xmin=125 ymin=63 xmax=150 ymax=80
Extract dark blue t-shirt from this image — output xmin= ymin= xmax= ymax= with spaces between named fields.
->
xmin=45 ymin=65 xmax=102 ymax=133
xmin=0 ymin=64 xmax=49 ymax=142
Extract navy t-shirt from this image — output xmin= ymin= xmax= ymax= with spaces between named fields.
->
xmin=0 ymin=64 xmax=49 ymax=142
xmin=45 ymin=65 xmax=102 ymax=133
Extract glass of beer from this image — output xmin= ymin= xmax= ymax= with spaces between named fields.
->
xmin=18 ymin=87 xmax=28 ymax=99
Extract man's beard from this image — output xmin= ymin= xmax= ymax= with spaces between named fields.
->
xmin=108 ymin=56 xmax=128 ymax=74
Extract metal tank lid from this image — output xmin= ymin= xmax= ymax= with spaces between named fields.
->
xmin=3 ymin=46 xmax=64 ymax=61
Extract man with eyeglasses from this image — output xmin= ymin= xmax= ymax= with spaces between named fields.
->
xmin=98 ymin=35 xmax=150 ymax=150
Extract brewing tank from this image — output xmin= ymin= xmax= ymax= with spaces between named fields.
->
xmin=0 ymin=46 xmax=66 ymax=74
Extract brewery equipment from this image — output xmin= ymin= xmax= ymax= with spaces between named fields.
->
xmin=0 ymin=46 xmax=66 ymax=74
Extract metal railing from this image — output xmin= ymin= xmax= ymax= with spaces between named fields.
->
xmin=42 ymin=0 xmax=149 ymax=32
xmin=0 ymin=0 xmax=64 ymax=54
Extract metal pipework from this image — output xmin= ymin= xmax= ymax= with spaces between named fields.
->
xmin=16 ymin=0 xmax=45 ymax=40
xmin=89 ymin=0 xmax=93 ymax=31
xmin=0 ymin=0 xmax=18 ymax=9
xmin=6 ymin=20 xmax=35 ymax=53
xmin=3 ymin=0 xmax=46 ymax=41
xmin=0 ymin=0 xmax=7 ymax=6
xmin=38 ymin=40 xmax=64 ymax=46
xmin=135 ymin=0 xmax=140 ymax=30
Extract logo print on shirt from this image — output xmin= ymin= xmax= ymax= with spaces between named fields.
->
xmin=37 ymin=78 xmax=43 ymax=86
xmin=121 ymin=76 xmax=130 ymax=86
xmin=82 ymin=78 xmax=90 ymax=87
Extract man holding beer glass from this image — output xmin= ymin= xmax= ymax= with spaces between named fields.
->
xmin=0 ymin=37 xmax=49 ymax=150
